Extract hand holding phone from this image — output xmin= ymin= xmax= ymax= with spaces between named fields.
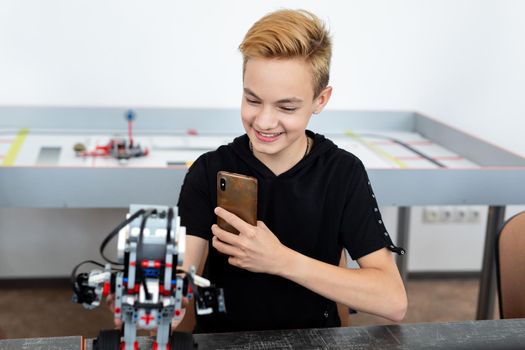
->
xmin=216 ymin=171 xmax=258 ymax=234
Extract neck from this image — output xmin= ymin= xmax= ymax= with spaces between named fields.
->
xmin=252 ymin=134 xmax=310 ymax=176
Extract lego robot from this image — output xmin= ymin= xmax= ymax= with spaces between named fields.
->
xmin=72 ymin=205 xmax=225 ymax=350
xmin=73 ymin=110 xmax=149 ymax=161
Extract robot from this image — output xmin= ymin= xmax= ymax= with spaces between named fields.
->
xmin=73 ymin=110 xmax=149 ymax=161
xmin=72 ymin=205 xmax=225 ymax=350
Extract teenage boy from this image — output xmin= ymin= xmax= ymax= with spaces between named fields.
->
xmin=177 ymin=9 xmax=407 ymax=332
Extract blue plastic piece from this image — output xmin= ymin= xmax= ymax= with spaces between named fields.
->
xmin=143 ymin=268 xmax=160 ymax=277
xmin=126 ymin=110 xmax=136 ymax=121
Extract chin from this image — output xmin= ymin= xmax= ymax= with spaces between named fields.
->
xmin=252 ymin=141 xmax=285 ymax=156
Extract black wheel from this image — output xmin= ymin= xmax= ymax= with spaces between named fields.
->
xmin=170 ymin=332 xmax=196 ymax=350
xmin=94 ymin=329 xmax=121 ymax=350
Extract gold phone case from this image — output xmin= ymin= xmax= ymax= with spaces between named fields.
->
xmin=217 ymin=171 xmax=258 ymax=234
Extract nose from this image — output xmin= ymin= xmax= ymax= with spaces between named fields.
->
xmin=254 ymin=106 xmax=278 ymax=131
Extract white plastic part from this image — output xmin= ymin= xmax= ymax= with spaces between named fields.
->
xmin=193 ymin=274 xmax=211 ymax=288
xmin=139 ymin=280 xmax=159 ymax=304
xmin=196 ymin=307 xmax=213 ymax=315
xmin=124 ymin=295 xmax=135 ymax=306
xmin=164 ymin=244 xmax=174 ymax=289
xmin=115 ymin=273 xmax=123 ymax=320
xmin=117 ymin=222 xmax=130 ymax=263
xmin=88 ymin=270 xmax=110 ymax=285
xmin=155 ymin=228 xmax=167 ymax=237
xmin=128 ymin=242 xmax=137 ymax=289
xmin=177 ymin=226 xmax=186 ymax=266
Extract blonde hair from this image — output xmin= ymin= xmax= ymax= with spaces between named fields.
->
xmin=239 ymin=9 xmax=332 ymax=99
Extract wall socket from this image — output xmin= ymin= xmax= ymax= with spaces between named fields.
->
xmin=423 ymin=206 xmax=482 ymax=223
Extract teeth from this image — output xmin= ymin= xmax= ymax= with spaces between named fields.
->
xmin=259 ymin=131 xmax=282 ymax=137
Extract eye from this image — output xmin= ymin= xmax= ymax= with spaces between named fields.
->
xmin=279 ymin=106 xmax=298 ymax=112
xmin=245 ymin=97 xmax=261 ymax=104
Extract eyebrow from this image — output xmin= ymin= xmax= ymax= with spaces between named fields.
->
xmin=243 ymin=88 xmax=303 ymax=104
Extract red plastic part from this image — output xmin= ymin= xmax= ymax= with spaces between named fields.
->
xmin=140 ymin=313 xmax=155 ymax=325
xmin=103 ymin=282 xmax=110 ymax=297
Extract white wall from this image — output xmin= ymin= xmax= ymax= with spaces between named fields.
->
xmin=1 ymin=0 xmax=524 ymax=155
xmin=1 ymin=1 xmax=524 ymax=276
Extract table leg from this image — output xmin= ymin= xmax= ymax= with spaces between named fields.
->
xmin=476 ymin=205 xmax=505 ymax=320
xmin=396 ymin=206 xmax=410 ymax=281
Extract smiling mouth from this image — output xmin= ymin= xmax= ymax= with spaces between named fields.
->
xmin=254 ymin=129 xmax=284 ymax=142
xmin=257 ymin=130 xmax=284 ymax=137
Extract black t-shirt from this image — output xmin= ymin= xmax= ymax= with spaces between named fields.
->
xmin=177 ymin=130 xmax=404 ymax=332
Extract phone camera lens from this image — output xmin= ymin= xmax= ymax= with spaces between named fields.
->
xmin=220 ymin=178 xmax=226 ymax=191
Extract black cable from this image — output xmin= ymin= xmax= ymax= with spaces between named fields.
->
xmin=183 ymin=273 xmax=199 ymax=301
xmin=134 ymin=208 xmax=157 ymax=300
xmin=166 ymin=207 xmax=174 ymax=244
xmin=136 ymin=267 xmax=152 ymax=300
xmin=100 ymin=209 xmax=145 ymax=265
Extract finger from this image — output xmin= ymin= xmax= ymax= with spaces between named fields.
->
xmin=211 ymin=224 xmax=242 ymax=246
xmin=114 ymin=318 xmax=122 ymax=328
xmin=171 ymin=309 xmax=186 ymax=330
xmin=212 ymin=236 xmax=244 ymax=257
xmin=228 ymin=256 xmax=240 ymax=267
xmin=215 ymin=207 xmax=253 ymax=233
xmin=106 ymin=294 xmax=115 ymax=312
xmin=256 ymin=220 xmax=268 ymax=229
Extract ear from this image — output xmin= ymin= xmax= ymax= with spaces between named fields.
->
xmin=313 ymin=86 xmax=333 ymax=114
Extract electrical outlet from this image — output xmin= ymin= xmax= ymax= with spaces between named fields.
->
xmin=438 ymin=207 xmax=453 ymax=222
xmin=452 ymin=206 xmax=468 ymax=223
xmin=466 ymin=207 xmax=482 ymax=223
xmin=423 ymin=206 xmax=439 ymax=223
xmin=423 ymin=206 xmax=483 ymax=224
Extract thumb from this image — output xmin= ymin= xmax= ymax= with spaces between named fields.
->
xmin=182 ymin=296 xmax=189 ymax=308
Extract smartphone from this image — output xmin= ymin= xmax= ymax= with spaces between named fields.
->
xmin=216 ymin=171 xmax=258 ymax=234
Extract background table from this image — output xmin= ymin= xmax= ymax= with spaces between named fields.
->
xmin=2 ymin=107 xmax=525 ymax=320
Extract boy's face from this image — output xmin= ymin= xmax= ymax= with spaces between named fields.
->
xmin=241 ymin=57 xmax=330 ymax=160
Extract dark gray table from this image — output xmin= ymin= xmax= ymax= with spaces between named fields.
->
xmin=2 ymin=319 xmax=525 ymax=349
xmin=0 ymin=336 xmax=83 ymax=350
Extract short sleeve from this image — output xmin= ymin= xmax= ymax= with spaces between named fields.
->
xmin=177 ymin=155 xmax=215 ymax=240
xmin=340 ymin=160 xmax=405 ymax=260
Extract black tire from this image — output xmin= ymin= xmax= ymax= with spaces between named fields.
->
xmin=94 ymin=329 xmax=121 ymax=350
xmin=170 ymin=332 xmax=196 ymax=350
